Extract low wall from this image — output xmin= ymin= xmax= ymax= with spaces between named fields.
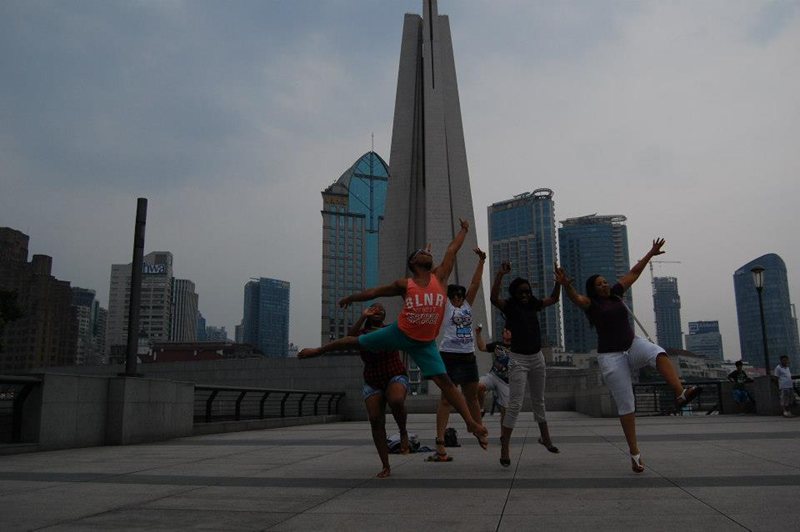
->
xmin=21 ymin=373 xmax=194 ymax=450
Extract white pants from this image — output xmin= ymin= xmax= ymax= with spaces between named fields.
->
xmin=598 ymin=336 xmax=664 ymax=416
xmin=502 ymin=351 xmax=547 ymax=428
xmin=479 ymin=372 xmax=510 ymax=408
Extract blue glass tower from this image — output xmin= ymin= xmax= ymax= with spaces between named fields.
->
xmin=320 ymin=152 xmax=388 ymax=343
xmin=653 ymin=276 xmax=683 ymax=350
xmin=242 ymin=277 xmax=290 ymax=357
xmin=734 ymin=254 xmax=800 ymax=370
xmin=488 ymin=189 xmax=561 ymax=348
xmin=685 ymin=320 xmax=723 ymax=360
xmin=559 ymin=214 xmax=630 ymax=353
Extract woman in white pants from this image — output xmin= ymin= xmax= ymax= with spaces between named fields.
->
xmin=557 ymin=238 xmax=701 ymax=473
xmin=490 ymin=262 xmax=561 ymax=467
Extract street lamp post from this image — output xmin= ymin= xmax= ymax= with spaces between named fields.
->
xmin=751 ymin=265 xmax=770 ymax=372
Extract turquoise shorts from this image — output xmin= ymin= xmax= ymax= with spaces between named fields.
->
xmin=358 ymin=322 xmax=447 ymax=378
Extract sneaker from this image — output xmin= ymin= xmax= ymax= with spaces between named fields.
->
xmin=783 ymin=411 xmax=794 ymax=418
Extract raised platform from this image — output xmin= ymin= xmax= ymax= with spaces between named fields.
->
xmin=1 ymin=412 xmax=799 ymax=530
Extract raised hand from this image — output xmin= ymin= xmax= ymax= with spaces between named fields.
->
xmin=474 ymin=247 xmax=487 ymax=261
xmin=459 ymin=218 xmax=470 ymax=232
xmin=650 ymin=238 xmax=666 ymax=256
xmin=554 ymin=266 xmax=571 ymax=286
xmin=338 ymin=296 xmax=351 ymax=309
xmin=500 ymin=261 xmax=511 ymax=275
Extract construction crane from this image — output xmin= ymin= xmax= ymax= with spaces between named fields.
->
xmin=649 ymin=260 xmax=682 ymax=288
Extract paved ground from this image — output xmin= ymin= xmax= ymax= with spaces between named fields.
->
xmin=1 ymin=411 xmax=800 ymax=531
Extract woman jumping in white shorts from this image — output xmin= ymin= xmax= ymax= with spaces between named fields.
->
xmin=557 ymin=238 xmax=701 ymax=473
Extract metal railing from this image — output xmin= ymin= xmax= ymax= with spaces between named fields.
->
xmin=194 ymin=385 xmax=345 ymax=423
xmin=0 ymin=375 xmax=42 ymax=443
xmin=633 ymin=380 xmax=724 ymax=416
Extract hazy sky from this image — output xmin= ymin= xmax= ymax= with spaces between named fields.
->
xmin=2 ymin=1 xmax=798 ymax=359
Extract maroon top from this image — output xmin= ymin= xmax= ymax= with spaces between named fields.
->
xmin=587 ymin=283 xmax=635 ymax=353
xmin=359 ymin=326 xmax=408 ymax=390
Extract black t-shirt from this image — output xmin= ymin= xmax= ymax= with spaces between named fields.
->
xmin=587 ymin=283 xmax=635 ymax=353
xmin=503 ymin=297 xmax=544 ymax=354
xmin=728 ymin=369 xmax=751 ymax=389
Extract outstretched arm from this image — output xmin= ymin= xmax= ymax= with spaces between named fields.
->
xmin=465 ymin=248 xmax=486 ymax=305
xmin=339 ymin=279 xmax=406 ymax=308
xmin=556 ymin=266 xmax=591 ymax=309
xmin=619 ymin=238 xmax=665 ymax=289
xmin=475 ymin=324 xmax=488 ymax=352
xmin=434 ymin=218 xmax=469 ymax=283
xmin=490 ymin=261 xmax=511 ymax=311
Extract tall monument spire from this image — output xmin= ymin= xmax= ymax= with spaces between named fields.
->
xmin=379 ymin=0 xmax=487 ymax=333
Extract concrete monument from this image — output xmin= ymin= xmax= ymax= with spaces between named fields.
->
xmin=379 ymin=0 xmax=487 ymax=333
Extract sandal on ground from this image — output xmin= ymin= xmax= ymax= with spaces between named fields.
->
xmin=426 ymin=451 xmax=453 ymax=462
xmin=499 ymin=436 xmax=510 ymax=467
xmin=676 ymin=386 xmax=703 ymax=408
xmin=630 ymin=453 xmax=645 ymax=473
xmin=538 ymin=437 xmax=560 ymax=454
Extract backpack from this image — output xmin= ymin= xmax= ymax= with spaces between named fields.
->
xmin=444 ymin=427 xmax=461 ymax=447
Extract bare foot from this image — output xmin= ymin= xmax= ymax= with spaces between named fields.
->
xmin=469 ymin=423 xmax=489 ymax=450
xmin=377 ymin=467 xmax=391 ymax=478
xmin=499 ymin=436 xmax=510 ymax=467
xmin=298 ymin=348 xmax=321 ymax=359
xmin=399 ymin=432 xmax=411 ymax=455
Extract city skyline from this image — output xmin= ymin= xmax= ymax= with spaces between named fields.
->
xmin=2 ymin=1 xmax=799 ymax=357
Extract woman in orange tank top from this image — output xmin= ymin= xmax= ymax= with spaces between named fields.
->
xmin=300 ymin=218 xmax=489 ymax=461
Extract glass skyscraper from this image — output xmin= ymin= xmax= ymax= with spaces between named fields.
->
xmin=320 ymin=151 xmax=388 ymax=343
xmin=733 ymin=254 xmax=800 ymax=370
xmin=487 ymin=189 xmax=560 ymax=348
xmin=685 ymin=320 xmax=723 ymax=360
xmin=558 ymin=214 xmax=630 ymax=353
xmin=653 ymin=276 xmax=683 ymax=350
xmin=242 ymin=277 xmax=290 ymax=357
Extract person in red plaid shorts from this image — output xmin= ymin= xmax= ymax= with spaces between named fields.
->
xmin=306 ymin=303 xmax=410 ymax=478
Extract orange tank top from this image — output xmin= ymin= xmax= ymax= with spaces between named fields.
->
xmin=397 ymin=276 xmax=447 ymax=341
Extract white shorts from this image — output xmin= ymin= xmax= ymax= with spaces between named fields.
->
xmin=479 ymin=372 xmax=510 ymax=408
xmin=598 ymin=336 xmax=664 ymax=416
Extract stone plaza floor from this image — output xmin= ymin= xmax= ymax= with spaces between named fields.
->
xmin=1 ymin=411 xmax=800 ymax=531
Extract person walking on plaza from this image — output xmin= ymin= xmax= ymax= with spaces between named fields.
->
xmin=298 ymin=218 xmax=489 ymax=449
xmin=475 ymin=325 xmax=511 ymax=427
xmin=556 ymin=238 xmax=701 ymax=473
xmin=490 ymin=261 xmax=561 ymax=468
xmin=773 ymin=355 xmax=795 ymax=418
xmin=302 ymin=303 xmax=410 ymax=478
xmin=428 ymin=248 xmax=486 ymax=462
xmin=728 ymin=360 xmax=754 ymax=413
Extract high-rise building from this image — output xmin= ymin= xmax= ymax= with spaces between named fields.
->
xmin=0 ymin=227 xmax=77 ymax=371
xmin=107 ymin=251 xmax=173 ymax=353
xmin=93 ymin=303 xmax=107 ymax=361
xmin=685 ymin=320 xmax=724 ymax=360
xmin=71 ymin=287 xmax=107 ymax=366
xmin=170 ymin=279 xmax=198 ymax=342
xmin=558 ymin=214 xmax=630 ymax=353
xmin=653 ymin=276 xmax=683 ymax=350
xmin=196 ymin=312 xmax=207 ymax=341
xmin=488 ymin=189 xmax=560 ymax=347
xmin=205 ymin=326 xmax=229 ymax=342
xmin=734 ymin=254 xmax=800 ymax=370
xmin=242 ymin=277 xmax=290 ymax=357
xmin=378 ymin=0 xmax=487 ymax=333
xmin=320 ymin=151 xmax=389 ymax=343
